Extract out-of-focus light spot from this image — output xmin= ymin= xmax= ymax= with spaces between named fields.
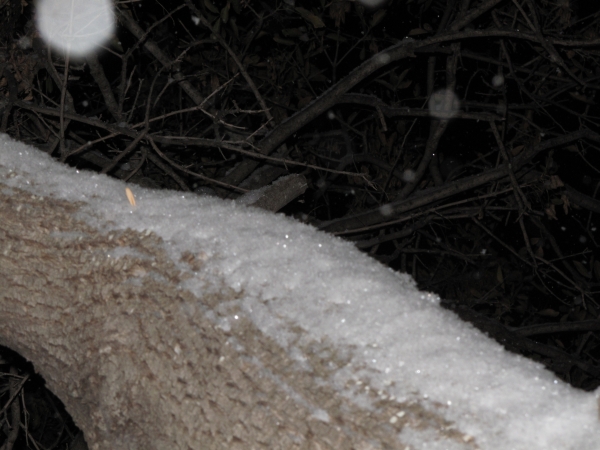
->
xmin=492 ymin=74 xmax=504 ymax=87
xmin=36 ymin=0 xmax=114 ymax=57
xmin=429 ymin=89 xmax=460 ymax=119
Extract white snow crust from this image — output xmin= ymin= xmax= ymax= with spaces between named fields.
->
xmin=1 ymin=134 xmax=599 ymax=449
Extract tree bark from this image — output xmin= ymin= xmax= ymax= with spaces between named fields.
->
xmin=0 ymin=154 xmax=461 ymax=449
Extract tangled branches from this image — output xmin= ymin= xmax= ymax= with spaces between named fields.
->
xmin=2 ymin=0 xmax=600 ymax=389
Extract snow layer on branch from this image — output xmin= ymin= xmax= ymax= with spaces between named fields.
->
xmin=1 ymin=134 xmax=599 ymax=449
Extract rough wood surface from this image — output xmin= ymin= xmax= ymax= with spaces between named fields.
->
xmin=0 ymin=164 xmax=466 ymax=449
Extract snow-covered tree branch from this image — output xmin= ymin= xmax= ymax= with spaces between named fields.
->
xmin=1 ymin=135 xmax=599 ymax=449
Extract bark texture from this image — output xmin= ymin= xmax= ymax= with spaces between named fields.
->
xmin=0 ymin=166 xmax=466 ymax=449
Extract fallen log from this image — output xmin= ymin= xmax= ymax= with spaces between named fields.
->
xmin=1 ymin=134 xmax=599 ymax=449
